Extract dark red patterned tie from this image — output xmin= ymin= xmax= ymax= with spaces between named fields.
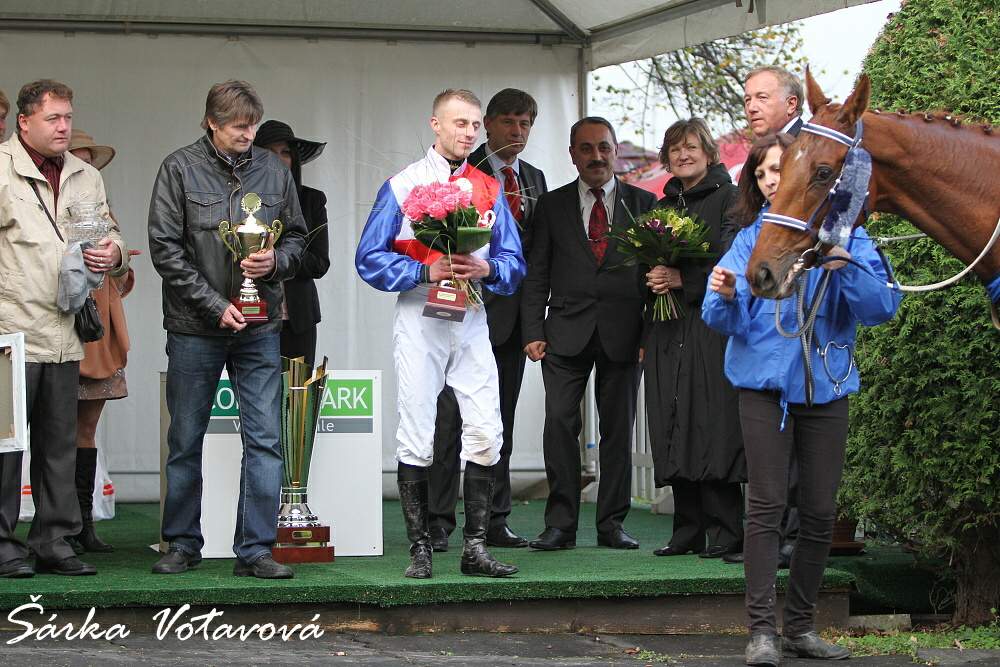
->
xmin=502 ymin=167 xmax=523 ymax=224
xmin=588 ymin=187 xmax=609 ymax=263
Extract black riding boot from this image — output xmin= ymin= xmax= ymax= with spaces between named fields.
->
xmin=460 ymin=462 xmax=518 ymax=577
xmin=72 ymin=448 xmax=114 ymax=553
xmin=397 ymin=463 xmax=432 ymax=579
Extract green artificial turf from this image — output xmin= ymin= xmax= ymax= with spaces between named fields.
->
xmin=1 ymin=502 xmax=860 ymax=611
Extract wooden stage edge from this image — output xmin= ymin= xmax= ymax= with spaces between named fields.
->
xmin=31 ymin=591 xmax=850 ymax=635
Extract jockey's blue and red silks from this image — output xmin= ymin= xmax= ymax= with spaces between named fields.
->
xmin=355 ymin=147 xmax=524 ymax=295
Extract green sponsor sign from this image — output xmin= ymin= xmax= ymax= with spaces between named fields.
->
xmin=319 ymin=379 xmax=373 ymax=417
xmin=211 ymin=378 xmax=374 ymax=418
xmin=212 ymin=380 xmax=239 ymax=418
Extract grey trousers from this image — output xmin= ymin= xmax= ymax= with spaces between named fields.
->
xmin=0 ymin=361 xmax=81 ymax=564
xmin=739 ymin=389 xmax=848 ymax=637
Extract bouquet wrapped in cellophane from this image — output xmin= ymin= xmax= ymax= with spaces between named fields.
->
xmin=402 ymin=178 xmax=494 ymax=306
xmin=607 ymin=207 xmax=715 ymax=320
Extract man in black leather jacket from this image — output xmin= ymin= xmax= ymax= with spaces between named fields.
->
xmin=148 ymin=80 xmax=307 ymax=579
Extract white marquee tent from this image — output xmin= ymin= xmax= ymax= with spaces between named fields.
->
xmin=0 ymin=0 xmax=871 ymax=500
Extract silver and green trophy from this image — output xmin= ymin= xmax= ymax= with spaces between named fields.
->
xmin=273 ymin=355 xmax=334 ymax=563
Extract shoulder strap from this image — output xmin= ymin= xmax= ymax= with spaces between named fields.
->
xmin=27 ymin=179 xmax=64 ymax=242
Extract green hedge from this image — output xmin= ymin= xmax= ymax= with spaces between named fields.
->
xmin=840 ymin=0 xmax=1000 ymax=617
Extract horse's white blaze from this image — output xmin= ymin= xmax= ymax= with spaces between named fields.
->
xmin=795 ymin=147 xmax=807 ymax=161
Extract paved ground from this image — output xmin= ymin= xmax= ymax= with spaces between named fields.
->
xmin=2 ymin=631 xmax=998 ymax=666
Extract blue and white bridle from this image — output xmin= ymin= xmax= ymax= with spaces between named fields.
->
xmin=761 ymin=119 xmax=872 ymax=254
xmin=762 ymin=118 xmax=1000 ymax=331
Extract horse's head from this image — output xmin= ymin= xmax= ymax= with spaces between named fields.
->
xmin=746 ymin=68 xmax=872 ymax=298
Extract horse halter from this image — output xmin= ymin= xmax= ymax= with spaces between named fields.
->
xmin=761 ymin=119 xmax=872 ymax=264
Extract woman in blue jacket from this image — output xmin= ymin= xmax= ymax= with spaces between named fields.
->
xmin=702 ymin=134 xmax=901 ymax=666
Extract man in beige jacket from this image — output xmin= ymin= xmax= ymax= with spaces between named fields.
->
xmin=0 ymin=80 xmax=128 ymax=577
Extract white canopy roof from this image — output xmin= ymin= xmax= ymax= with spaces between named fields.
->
xmin=0 ymin=0 xmax=874 ymax=69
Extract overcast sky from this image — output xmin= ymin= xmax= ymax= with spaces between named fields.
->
xmin=591 ymin=0 xmax=902 ymax=147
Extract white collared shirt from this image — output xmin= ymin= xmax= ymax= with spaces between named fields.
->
xmin=578 ymin=177 xmax=616 ymax=236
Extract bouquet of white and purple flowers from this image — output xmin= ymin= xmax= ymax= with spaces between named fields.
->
xmin=607 ymin=208 xmax=715 ymax=320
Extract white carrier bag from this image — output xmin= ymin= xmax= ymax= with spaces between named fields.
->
xmin=18 ymin=448 xmax=116 ymax=522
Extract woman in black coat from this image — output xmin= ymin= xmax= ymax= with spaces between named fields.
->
xmin=254 ymin=120 xmax=331 ymax=367
xmin=644 ymin=118 xmax=746 ymax=558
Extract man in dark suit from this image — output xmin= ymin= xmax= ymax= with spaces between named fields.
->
xmin=429 ymin=89 xmax=548 ymax=551
xmin=521 ymin=117 xmax=656 ymax=551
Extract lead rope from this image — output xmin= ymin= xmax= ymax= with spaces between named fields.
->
xmin=775 ymin=271 xmax=834 ymax=407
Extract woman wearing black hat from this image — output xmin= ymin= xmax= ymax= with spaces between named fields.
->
xmin=254 ymin=120 xmax=330 ymax=367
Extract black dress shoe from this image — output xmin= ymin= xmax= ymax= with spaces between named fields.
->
xmin=0 ymin=558 xmax=34 ymax=578
xmin=486 ymin=525 xmax=528 ymax=548
xmin=699 ymin=545 xmax=733 ymax=559
xmin=722 ymin=551 xmax=745 ymax=564
xmin=152 ymin=549 xmax=202 ymax=574
xmin=234 ymin=555 xmax=294 ymax=579
xmin=35 ymin=556 xmax=97 ymax=576
xmin=782 ymin=631 xmax=850 ymax=660
xmin=529 ymin=527 xmax=576 ymax=550
xmin=597 ymin=527 xmax=639 ymax=549
xmin=430 ymin=526 xmax=449 ymax=553
xmin=653 ymin=544 xmax=693 ymax=556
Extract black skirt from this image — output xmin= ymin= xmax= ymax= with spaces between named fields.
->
xmin=643 ymin=313 xmax=746 ymax=485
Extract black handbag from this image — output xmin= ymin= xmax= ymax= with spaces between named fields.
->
xmin=29 ymin=180 xmax=106 ymax=343
xmin=74 ymin=294 xmax=105 ymax=342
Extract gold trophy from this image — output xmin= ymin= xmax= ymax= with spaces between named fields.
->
xmin=273 ymin=355 xmax=334 ymax=563
xmin=218 ymin=193 xmax=283 ymax=322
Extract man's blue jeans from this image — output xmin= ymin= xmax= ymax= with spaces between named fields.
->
xmin=162 ymin=331 xmax=282 ymax=564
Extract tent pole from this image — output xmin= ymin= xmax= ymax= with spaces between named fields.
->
xmin=577 ymin=46 xmax=590 ymax=119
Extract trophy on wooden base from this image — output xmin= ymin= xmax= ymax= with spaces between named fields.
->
xmin=273 ymin=355 xmax=334 ymax=563
xmin=418 ymin=210 xmax=495 ymax=323
xmin=422 ymin=280 xmax=468 ymax=321
xmin=219 ymin=192 xmax=283 ymax=323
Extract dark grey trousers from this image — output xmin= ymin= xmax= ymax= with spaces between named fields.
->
xmin=539 ymin=331 xmax=639 ymax=535
xmin=739 ymin=389 xmax=848 ymax=637
xmin=0 ymin=361 xmax=81 ymax=564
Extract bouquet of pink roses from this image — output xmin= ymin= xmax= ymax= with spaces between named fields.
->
xmin=607 ymin=207 xmax=715 ymax=320
xmin=402 ymin=178 xmax=494 ymax=304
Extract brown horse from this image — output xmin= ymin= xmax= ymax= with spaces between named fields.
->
xmin=746 ymin=69 xmax=1000 ymax=310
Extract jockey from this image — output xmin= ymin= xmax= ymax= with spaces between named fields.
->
xmin=355 ymin=89 xmax=524 ymax=581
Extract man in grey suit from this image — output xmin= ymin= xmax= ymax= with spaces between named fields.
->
xmin=521 ymin=117 xmax=656 ymax=551
xmin=429 ymin=89 xmax=548 ymax=551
